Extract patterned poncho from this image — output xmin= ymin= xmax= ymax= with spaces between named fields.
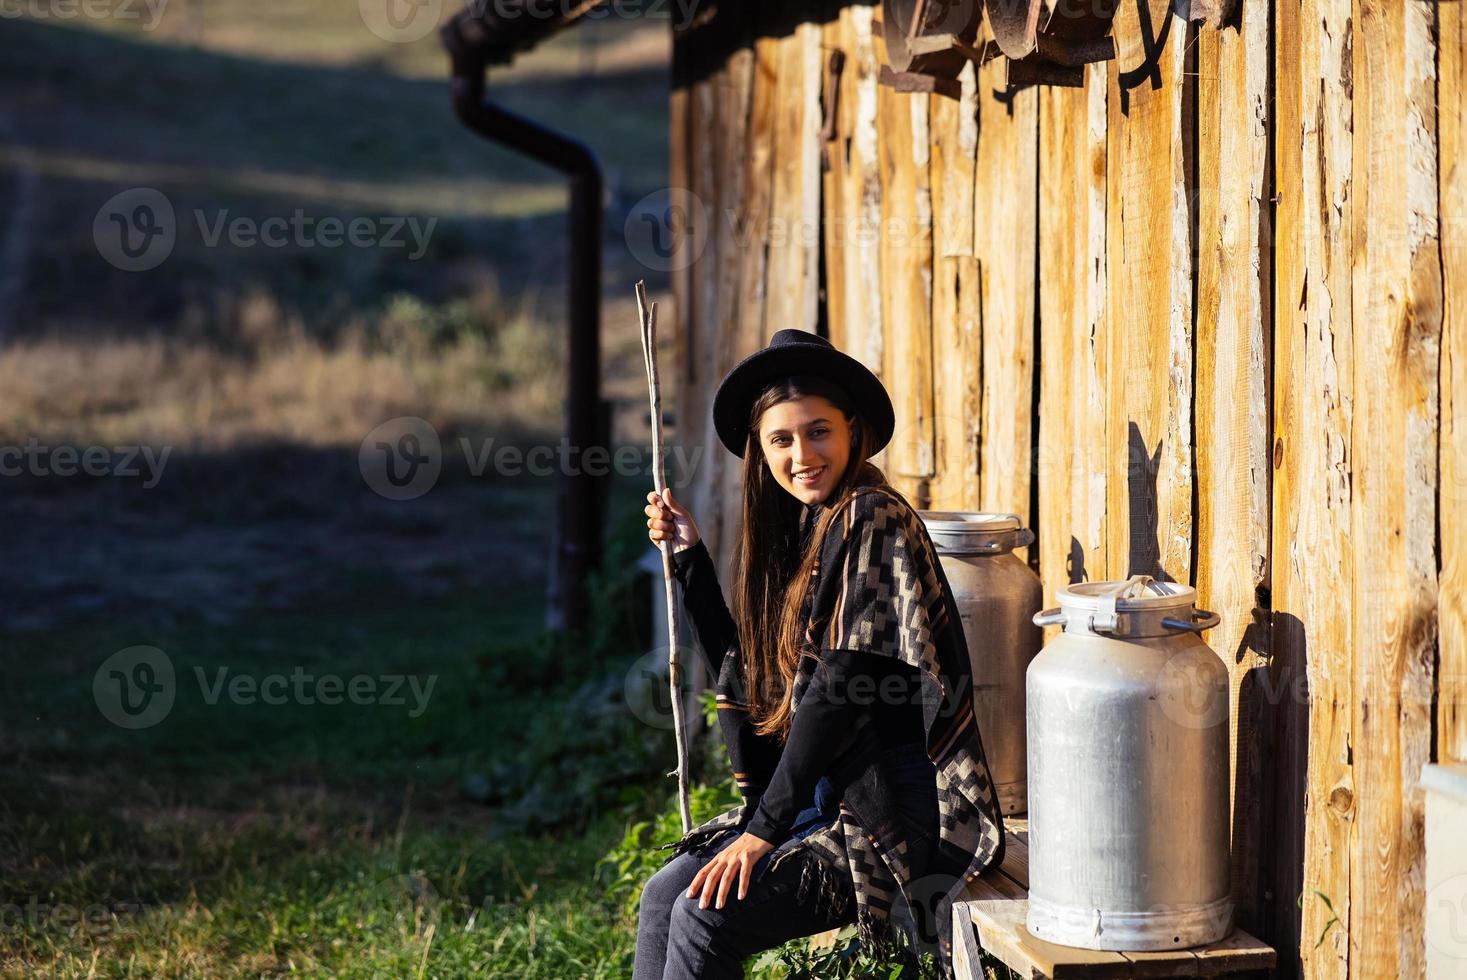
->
xmin=659 ymin=479 xmax=1006 ymax=977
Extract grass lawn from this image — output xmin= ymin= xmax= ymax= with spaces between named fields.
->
xmin=0 ymin=565 xmax=695 ymax=978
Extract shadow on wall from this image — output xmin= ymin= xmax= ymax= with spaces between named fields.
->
xmin=1255 ymin=611 xmax=1308 ymax=980
xmin=1125 ymin=420 xmax=1170 ymax=582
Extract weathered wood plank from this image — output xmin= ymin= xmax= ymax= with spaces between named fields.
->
xmin=1271 ymin=0 xmax=1355 ymax=974
xmin=1442 ymin=0 xmax=1467 ymax=769
xmin=1037 ymin=62 xmax=1109 ymax=627
xmin=687 ymin=68 xmax=720 ymax=551
xmin=959 ymin=894 xmax=1276 ymax=980
xmin=831 ymin=5 xmax=885 ymax=374
xmin=821 ymin=12 xmax=850 ymax=348
xmin=965 ymin=896 xmax=1147 ymax=978
xmin=1103 ymin=3 xmax=1193 ymax=583
xmin=710 ymin=16 xmax=757 ymax=585
xmin=974 ymin=35 xmax=1039 ymax=549
xmin=670 ymin=19 xmax=693 ymax=482
xmin=874 ymin=28 xmax=935 ymax=503
xmin=1190 ymin=930 xmax=1279 ymax=975
xmin=1347 ymin=1 xmax=1440 ymax=976
xmin=1194 ymin=0 xmax=1271 ymax=939
xmin=764 ymin=21 xmax=823 ymax=337
xmin=930 ymin=61 xmax=982 ymax=512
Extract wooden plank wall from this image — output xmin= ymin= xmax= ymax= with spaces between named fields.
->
xmin=669 ymin=0 xmax=1453 ymax=975
xmin=1443 ymin=0 xmax=1467 ymax=769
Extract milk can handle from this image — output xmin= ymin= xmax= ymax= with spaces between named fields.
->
xmin=1033 ymin=608 xmax=1066 ymax=628
xmin=1161 ymin=609 xmax=1221 ymax=633
xmin=1015 ymin=528 xmax=1035 ymax=548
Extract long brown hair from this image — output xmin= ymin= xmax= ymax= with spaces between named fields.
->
xmin=730 ymin=375 xmax=886 ymax=742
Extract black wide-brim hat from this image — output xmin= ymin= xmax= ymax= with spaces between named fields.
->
xmin=711 ymin=329 xmax=896 ymax=458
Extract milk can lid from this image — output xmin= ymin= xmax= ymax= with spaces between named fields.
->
xmin=918 ymin=511 xmax=1032 ymax=555
xmin=919 ymin=511 xmax=1022 ymax=533
xmin=1037 ymin=576 xmax=1220 ymax=635
xmin=1058 ymin=576 xmax=1197 ymax=612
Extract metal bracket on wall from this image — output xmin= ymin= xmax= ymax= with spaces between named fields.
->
xmin=1005 ymin=35 xmax=1116 ymax=88
xmin=878 ymin=64 xmax=963 ymax=100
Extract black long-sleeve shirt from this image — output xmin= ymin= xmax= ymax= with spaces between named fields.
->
xmin=670 ymin=522 xmax=927 ymax=845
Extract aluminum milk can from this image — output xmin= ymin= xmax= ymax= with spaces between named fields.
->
xmin=919 ymin=511 xmax=1042 ymax=815
xmin=1026 ymin=575 xmax=1231 ymax=951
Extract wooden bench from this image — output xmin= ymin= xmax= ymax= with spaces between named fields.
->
xmin=950 ymin=818 xmax=1277 ymax=979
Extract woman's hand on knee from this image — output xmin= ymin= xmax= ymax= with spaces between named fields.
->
xmin=686 ymin=832 xmax=775 ymax=910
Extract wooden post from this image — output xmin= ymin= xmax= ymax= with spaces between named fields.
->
xmin=974 ymin=27 xmax=1039 ymax=553
xmin=1272 ymin=0 xmax=1355 ymax=971
xmin=1036 ymin=63 xmax=1108 ymax=632
xmin=1104 ymin=1 xmax=1194 ymax=585
xmin=1347 ymin=1 xmax=1440 ymax=975
xmin=929 ymin=59 xmax=982 ymax=513
xmin=1441 ymin=0 xmax=1467 ymax=770
xmin=1195 ymin=0 xmax=1271 ymax=937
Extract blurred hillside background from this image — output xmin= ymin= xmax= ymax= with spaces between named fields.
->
xmin=0 ymin=4 xmax=745 ymax=977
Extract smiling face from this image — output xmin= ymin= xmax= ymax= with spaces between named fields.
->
xmin=757 ymin=395 xmax=854 ymax=506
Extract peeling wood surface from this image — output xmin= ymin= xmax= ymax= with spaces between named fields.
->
xmin=974 ymin=39 xmax=1038 ymax=544
xmin=1272 ymin=0 xmax=1356 ymax=974
xmin=712 ymin=22 xmax=757 ymax=585
xmin=929 ymin=62 xmax=982 ymax=512
xmin=765 ymin=22 xmax=823 ymax=336
xmin=1037 ymin=63 xmax=1109 ymax=634
xmin=1194 ymin=0 xmax=1270 ymax=936
xmin=837 ymin=5 xmax=885 ymax=378
xmin=1103 ymin=4 xmax=1193 ymax=583
xmin=1443 ymin=0 xmax=1467 ymax=768
xmin=668 ymin=6 xmax=1460 ymax=977
xmin=874 ymin=28 xmax=935 ymax=503
xmin=1347 ymin=1 xmax=1440 ymax=976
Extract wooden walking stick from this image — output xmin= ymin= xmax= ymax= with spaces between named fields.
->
xmin=636 ymin=280 xmax=693 ymax=834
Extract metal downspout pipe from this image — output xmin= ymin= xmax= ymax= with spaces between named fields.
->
xmin=443 ymin=15 xmax=606 ymax=638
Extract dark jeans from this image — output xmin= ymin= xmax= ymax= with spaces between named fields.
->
xmin=633 ymin=749 xmax=937 ymax=979
xmin=632 ymin=782 xmax=853 ymax=980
